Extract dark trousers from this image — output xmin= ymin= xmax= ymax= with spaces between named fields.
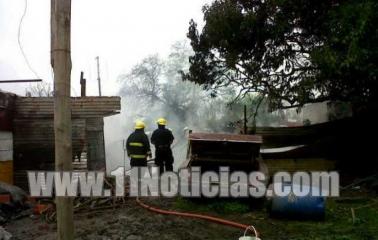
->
xmin=155 ymin=147 xmax=174 ymax=174
xmin=130 ymin=158 xmax=148 ymax=180
xmin=130 ymin=158 xmax=147 ymax=167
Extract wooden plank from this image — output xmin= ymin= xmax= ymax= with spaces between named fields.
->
xmin=16 ymin=96 xmax=120 ymax=102
xmin=15 ymin=111 xmax=119 ymax=115
xmin=17 ymin=104 xmax=120 ymax=108
xmin=14 ymin=96 xmax=120 ymax=119
xmin=17 ymin=101 xmax=120 ymax=105
xmin=13 ymin=119 xmax=85 ymax=151
xmin=14 ymin=111 xmax=120 ymax=119
xmin=189 ymin=132 xmax=262 ymax=143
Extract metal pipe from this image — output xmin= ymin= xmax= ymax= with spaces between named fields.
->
xmin=0 ymin=79 xmax=42 ymax=83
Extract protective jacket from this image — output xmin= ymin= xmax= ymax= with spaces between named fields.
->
xmin=126 ymin=129 xmax=151 ymax=166
xmin=151 ymin=126 xmax=174 ymax=172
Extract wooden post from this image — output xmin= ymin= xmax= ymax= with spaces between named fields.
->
xmin=51 ymin=0 xmax=74 ymax=239
xmin=80 ymin=71 xmax=86 ymax=97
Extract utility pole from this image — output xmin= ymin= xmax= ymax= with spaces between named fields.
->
xmin=95 ymin=56 xmax=102 ymax=96
xmin=244 ymin=105 xmax=248 ymax=134
xmin=80 ymin=71 xmax=86 ymax=97
xmin=51 ymin=0 xmax=74 ymax=239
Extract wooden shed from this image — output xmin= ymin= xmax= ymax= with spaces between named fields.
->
xmin=181 ymin=132 xmax=264 ymax=172
xmin=0 ymin=92 xmax=121 ymax=190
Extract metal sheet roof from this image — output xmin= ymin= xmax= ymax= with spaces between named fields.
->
xmin=189 ymin=132 xmax=262 ymax=143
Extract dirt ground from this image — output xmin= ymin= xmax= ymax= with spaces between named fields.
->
xmin=5 ymin=198 xmax=241 ymax=240
xmin=3 ymin=193 xmax=378 ymax=240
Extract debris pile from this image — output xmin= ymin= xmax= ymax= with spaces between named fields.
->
xmin=40 ymin=179 xmax=127 ymax=223
xmin=41 ymin=197 xmax=127 ymax=223
xmin=0 ymin=227 xmax=12 ymax=240
xmin=0 ymin=181 xmax=31 ymax=224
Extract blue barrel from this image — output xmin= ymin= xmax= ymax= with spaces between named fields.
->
xmin=269 ymin=183 xmax=326 ymax=220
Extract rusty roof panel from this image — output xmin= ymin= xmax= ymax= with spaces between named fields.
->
xmin=189 ymin=132 xmax=262 ymax=143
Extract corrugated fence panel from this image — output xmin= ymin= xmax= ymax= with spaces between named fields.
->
xmin=0 ymin=131 xmax=13 ymax=184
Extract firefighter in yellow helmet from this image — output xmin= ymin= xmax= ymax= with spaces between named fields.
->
xmin=151 ymin=118 xmax=174 ymax=173
xmin=126 ymin=120 xmax=152 ymax=167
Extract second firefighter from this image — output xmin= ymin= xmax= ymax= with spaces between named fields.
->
xmin=151 ymin=118 xmax=174 ymax=173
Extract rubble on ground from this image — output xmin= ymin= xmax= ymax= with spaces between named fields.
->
xmin=0 ymin=227 xmax=12 ymax=240
xmin=0 ymin=181 xmax=32 ymax=225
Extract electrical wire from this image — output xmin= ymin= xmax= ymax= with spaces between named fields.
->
xmin=17 ymin=0 xmax=40 ymax=79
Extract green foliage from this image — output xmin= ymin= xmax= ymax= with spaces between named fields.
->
xmin=183 ymin=0 xmax=378 ymax=110
xmin=311 ymin=0 xmax=378 ymax=107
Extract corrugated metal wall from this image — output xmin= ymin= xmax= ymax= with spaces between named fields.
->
xmin=0 ymin=91 xmax=16 ymax=184
xmin=0 ymin=131 xmax=13 ymax=184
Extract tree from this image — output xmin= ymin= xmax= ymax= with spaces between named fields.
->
xmin=183 ymin=0 xmax=378 ymax=111
xmin=119 ymin=54 xmax=163 ymax=105
xmin=25 ymin=82 xmax=54 ymax=97
xmin=118 ymin=44 xmax=204 ymax=124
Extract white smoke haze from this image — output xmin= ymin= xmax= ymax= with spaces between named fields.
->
xmin=104 ymin=41 xmax=236 ymax=173
xmin=104 ymin=41 xmax=288 ymax=174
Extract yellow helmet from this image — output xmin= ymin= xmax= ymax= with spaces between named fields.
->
xmin=135 ymin=120 xmax=145 ymax=129
xmin=157 ymin=118 xmax=167 ymax=126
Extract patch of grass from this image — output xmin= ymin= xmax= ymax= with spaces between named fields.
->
xmin=174 ymin=197 xmax=378 ymax=240
xmin=265 ymin=198 xmax=378 ymax=240
xmin=174 ymin=198 xmax=251 ymax=214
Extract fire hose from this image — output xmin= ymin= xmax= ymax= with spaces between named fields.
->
xmin=122 ymin=139 xmax=260 ymax=238
xmin=135 ymin=197 xmax=260 ymax=239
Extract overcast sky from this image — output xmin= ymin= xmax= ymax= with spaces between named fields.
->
xmin=0 ymin=0 xmax=210 ymax=96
